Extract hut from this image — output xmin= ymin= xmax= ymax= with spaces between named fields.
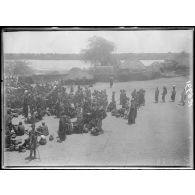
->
xmin=119 ymin=59 xmax=146 ymax=71
xmin=93 ymin=66 xmax=114 ymax=82
xmin=117 ymin=60 xmax=162 ymax=81
xmin=65 ymin=69 xmax=94 ymax=85
xmin=18 ymin=73 xmax=68 ymax=84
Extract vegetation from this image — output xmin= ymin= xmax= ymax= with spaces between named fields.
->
xmin=4 ymin=60 xmax=34 ymax=77
xmin=81 ymin=36 xmax=119 ymax=67
xmin=5 ymin=52 xmax=190 ymax=62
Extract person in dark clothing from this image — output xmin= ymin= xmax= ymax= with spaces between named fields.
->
xmin=155 ymin=87 xmax=159 ymax=103
xmin=58 ymin=114 xmax=67 ymax=142
xmin=17 ymin=121 xmax=25 ymax=136
xmin=55 ymin=100 xmax=61 ymax=118
xmin=171 ymin=86 xmax=176 ymax=102
xmin=5 ymin=110 xmax=12 ymax=134
xmin=37 ymin=107 xmax=43 ymax=120
xmin=23 ymin=95 xmax=28 ymax=118
xmin=112 ymin=91 xmax=115 ymax=103
xmin=109 ymin=76 xmax=114 ymax=88
xmin=41 ymin=122 xmax=49 ymax=136
xmin=131 ymin=89 xmax=137 ymax=99
xmin=119 ymin=90 xmax=123 ymax=105
xmin=121 ymin=90 xmax=128 ymax=108
xmin=128 ymin=98 xmax=137 ymax=124
xmin=162 ymin=86 xmax=167 ymax=103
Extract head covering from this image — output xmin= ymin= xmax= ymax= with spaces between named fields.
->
xmin=10 ymin=130 xmax=15 ymax=134
xmin=41 ymin=135 xmax=46 ymax=139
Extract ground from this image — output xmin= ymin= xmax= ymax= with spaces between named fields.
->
xmin=3 ymin=76 xmax=193 ymax=168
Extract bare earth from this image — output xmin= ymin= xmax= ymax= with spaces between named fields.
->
xmin=4 ymin=76 xmax=193 ymax=168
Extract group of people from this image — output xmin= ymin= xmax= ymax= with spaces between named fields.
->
xmin=155 ymin=85 xmax=187 ymax=105
xmin=5 ymin=108 xmax=50 ymax=160
xmin=107 ymin=88 xmax=146 ymax=125
xmin=5 ymin=79 xmax=109 ymax=158
xmin=5 ymin=76 xmax=189 ymax=160
xmin=57 ymin=87 xmax=108 ymax=141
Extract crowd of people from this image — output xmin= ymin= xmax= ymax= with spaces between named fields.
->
xmin=107 ymin=88 xmax=146 ymax=124
xmin=5 ymin=78 xmax=108 ymax=159
xmin=4 ymin=77 xmax=188 ymax=160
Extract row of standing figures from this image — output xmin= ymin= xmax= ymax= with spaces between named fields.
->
xmin=155 ymin=86 xmax=187 ymax=105
xmin=109 ymin=85 xmax=188 ymax=127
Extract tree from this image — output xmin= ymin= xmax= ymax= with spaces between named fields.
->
xmin=81 ymin=36 xmax=118 ymax=67
xmin=5 ymin=60 xmax=34 ymax=77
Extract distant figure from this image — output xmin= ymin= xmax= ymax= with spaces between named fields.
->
xmin=162 ymin=86 xmax=167 ymax=102
xmin=155 ymin=87 xmax=159 ymax=103
xmin=131 ymin=89 xmax=137 ymax=99
xmin=128 ymin=98 xmax=137 ymax=124
xmin=171 ymin=86 xmax=176 ymax=102
xmin=23 ymin=95 xmax=28 ymax=118
xmin=109 ymin=76 xmax=114 ymax=88
xmin=112 ymin=91 xmax=116 ymax=103
xmin=119 ymin=90 xmax=123 ymax=105
xmin=180 ymin=88 xmax=186 ymax=106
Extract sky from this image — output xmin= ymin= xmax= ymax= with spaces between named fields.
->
xmin=3 ymin=30 xmax=193 ymax=54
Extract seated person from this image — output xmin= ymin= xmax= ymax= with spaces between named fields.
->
xmin=17 ymin=122 xmax=25 ymax=136
xmin=41 ymin=122 xmax=49 ymax=136
xmin=36 ymin=122 xmax=49 ymax=136
xmin=107 ymin=101 xmax=116 ymax=112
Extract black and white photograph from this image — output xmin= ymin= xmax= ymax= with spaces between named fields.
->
xmin=1 ymin=27 xmax=194 ymax=169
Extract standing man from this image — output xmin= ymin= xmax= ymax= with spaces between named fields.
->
xmin=96 ymin=105 xmax=107 ymax=133
xmin=162 ymin=86 xmax=167 ymax=103
xmin=23 ymin=93 xmax=29 ymax=118
xmin=180 ymin=88 xmax=186 ymax=106
xmin=171 ymin=85 xmax=176 ymax=102
xmin=112 ymin=91 xmax=116 ymax=102
xmin=29 ymin=123 xmax=38 ymax=160
xmin=119 ymin=90 xmax=123 ymax=105
xmin=58 ymin=113 xmax=67 ymax=142
xmin=155 ymin=87 xmax=159 ymax=103
xmin=128 ymin=98 xmax=137 ymax=124
xmin=109 ymin=76 xmax=114 ymax=88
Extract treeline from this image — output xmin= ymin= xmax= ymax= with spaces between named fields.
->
xmin=4 ymin=53 xmax=82 ymax=60
xmin=4 ymin=52 xmax=190 ymax=61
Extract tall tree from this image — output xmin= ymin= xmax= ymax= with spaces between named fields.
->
xmin=81 ymin=36 xmax=118 ymax=67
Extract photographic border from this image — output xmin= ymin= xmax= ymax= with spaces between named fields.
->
xmin=1 ymin=26 xmax=194 ymax=170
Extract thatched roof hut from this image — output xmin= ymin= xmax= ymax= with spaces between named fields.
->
xmin=93 ymin=66 xmax=114 ymax=81
xmin=66 ymin=70 xmax=94 ymax=81
xmin=120 ymin=59 xmax=146 ymax=71
xmin=93 ymin=66 xmax=114 ymax=74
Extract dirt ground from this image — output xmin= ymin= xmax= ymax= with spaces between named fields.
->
xmin=3 ymin=76 xmax=193 ymax=168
